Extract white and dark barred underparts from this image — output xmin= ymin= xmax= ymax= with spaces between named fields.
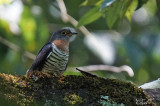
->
xmin=42 ymin=43 xmax=69 ymax=74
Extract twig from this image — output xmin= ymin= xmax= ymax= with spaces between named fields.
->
xmin=56 ymin=0 xmax=91 ymax=36
xmin=0 ymin=36 xmax=36 ymax=60
xmin=56 ymin=0 xmax=68 ymax=22
xmin=76 ymin=65 xmax=134 ymax=77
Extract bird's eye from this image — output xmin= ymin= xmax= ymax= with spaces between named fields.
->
xmin=61 ymin=31 xmax=67 ymax=35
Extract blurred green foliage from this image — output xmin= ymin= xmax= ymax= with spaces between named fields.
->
xmin=78 ymin=0 xmax=148 ymax=28
xmin=0 ymin=0 xmax=160 ymax=85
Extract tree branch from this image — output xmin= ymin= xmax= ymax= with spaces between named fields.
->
xmin=76 ymin=65 xmax=134 ymax=77
xmin=0 ymin=36 xmax=36 ymax=60
xmin=0 ymin=73 xmax=155 ymax=105
xmin=56 ymin=0 xmax=91 ymax=36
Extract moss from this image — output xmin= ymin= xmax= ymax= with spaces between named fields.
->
xmin=64 ymin=93 xmax=83 ymax=105
xmin=0 ymin=74 xmax=34 ymax=106
xmin=0 ymin=73 xmax=156 ymax=105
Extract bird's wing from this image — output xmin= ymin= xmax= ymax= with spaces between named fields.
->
xmin=28 ymin=43 xmax=52 ymax=72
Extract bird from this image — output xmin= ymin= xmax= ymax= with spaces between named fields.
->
xmin=26 ymin=27 xmax=77 ymax=79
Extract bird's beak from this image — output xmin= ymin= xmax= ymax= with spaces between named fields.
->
xmin=67 ymin=32 xmax=78 ymax=36
xmin=71 ymin=32 xmax=78 ymax=35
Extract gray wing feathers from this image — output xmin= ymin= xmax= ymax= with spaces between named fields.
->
xmin=27 ymin=43 xmax=52 ymax=72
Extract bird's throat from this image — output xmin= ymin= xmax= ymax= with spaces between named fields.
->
xmin=53 ymin=40 xmax=69 ymax=52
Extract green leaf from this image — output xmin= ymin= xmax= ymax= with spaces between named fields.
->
xmin=81 ymin=0 xmax=103 ymax=6
xmin=137 ymin=0 xmax=149 ymax=9
xmin=77 ymin=6 xmax=101 ymax=28
xmin=125 ymin=0 xmax=138 ymax=22
xmin=105 ymin=0 xmax=133 ymax=28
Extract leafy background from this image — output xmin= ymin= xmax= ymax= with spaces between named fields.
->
xmin=0 ymin=0 xmax=160 ymax=85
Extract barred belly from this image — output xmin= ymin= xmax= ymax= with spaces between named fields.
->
xmin=43 ymin=43 xmax=69 ymax=75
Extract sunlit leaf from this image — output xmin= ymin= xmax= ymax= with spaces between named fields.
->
xmin=77 ymin=6 xmax=101 ymax=27
xmin=100 ymin=0 xmax=115 ymax=10
xmin=105 ymin=0 xmax=133 ymax=28
xmin=144 ymin=0 xmax=157 ymax=17
xmin=125 ymin=0 xmax=138 ymax=22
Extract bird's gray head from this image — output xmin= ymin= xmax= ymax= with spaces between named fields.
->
xmin=49 ymin=27 xmax=77 ymax=42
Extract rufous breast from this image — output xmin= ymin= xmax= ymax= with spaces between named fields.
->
xmin=53 ymin=40 xmax=69 ymax=52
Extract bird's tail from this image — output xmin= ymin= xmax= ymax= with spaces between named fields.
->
xmin=76 ymin=68 xmax=98 ymax=78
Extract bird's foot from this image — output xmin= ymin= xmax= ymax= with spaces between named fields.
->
xmin=26 ymin=71 xmax=51 ymax=81
xmin=58 ymin=75 xmax=64 ymax=83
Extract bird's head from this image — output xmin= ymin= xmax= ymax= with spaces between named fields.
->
xmin=49 ymin=27 xmax=78 ymax=42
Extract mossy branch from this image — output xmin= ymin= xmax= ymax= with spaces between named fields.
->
xmin=0 ymin=73 xmax=156 ymax=105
